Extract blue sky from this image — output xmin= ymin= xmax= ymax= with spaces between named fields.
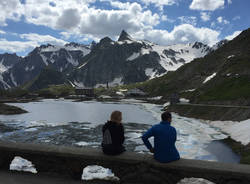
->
xmin=0 ymin=0 xmax=249 ymax=56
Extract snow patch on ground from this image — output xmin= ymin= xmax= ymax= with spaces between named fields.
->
xmin=180 ymin=98 xmax=190 ymax=103
xmin=183 ymin=89 xmax=196 ymax=92
xmin=203 ymin=73 xmax=216 ymax=84
xmin=209 ymin=119 xmax=250 ymax=145
xmin=147 ymin=96 xmax=162 ymax=100
xmin=75 ymin=141 xmax=98 ymax=146
xmin=177 ymin=178 xmax=215 ymax=184
xmin=227 ymin=55 xmax=235 ymax=59
xmin=82 ymin=165 xmax=119 ymax=181
xmin=10 ymin=156 xmax=37 ymax=174
xmin=163 ymin=102 xmax=170 ymax=107
xmin=99 ymin=95 xmax=112 ymax=99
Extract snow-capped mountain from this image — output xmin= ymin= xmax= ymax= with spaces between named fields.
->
xmin=0 ymin=43 xmax=90 ymax=89
xmin=70 ymin=30 xmax=211 ymax=87
xmin=0 ymin=31 xmax=213 ymax=90
xmin=0 ymin=53 xmax=22 ymax=89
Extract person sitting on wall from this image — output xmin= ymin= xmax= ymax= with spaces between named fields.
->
xmin=142 ymin=111 xmax=180 ymax=163
xmin=102 ymin=111 xmax=126 ymax=155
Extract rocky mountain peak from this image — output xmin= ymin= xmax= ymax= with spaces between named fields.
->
xmin=65 ymin=42 xmax=80 ymax=47
xmin=192 ymin=42 xmax=206 ymax=49
xmin=118 ymin=30 xmax=133 ymax=41
xmin=99 ymin=37 xmax=113 ymax=46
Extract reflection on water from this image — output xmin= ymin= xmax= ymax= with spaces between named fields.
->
xmin=0 ymin=99 xmax=239 ymax=163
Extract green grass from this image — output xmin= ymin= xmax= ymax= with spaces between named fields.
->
xmin=37 ymin=84 xmax=74 ymax=97
xmin=199 ymin=76 xmax=250 ymax=101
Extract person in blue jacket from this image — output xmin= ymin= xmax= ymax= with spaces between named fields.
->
xmin=142 ymin=111 xmax=180 ymax=163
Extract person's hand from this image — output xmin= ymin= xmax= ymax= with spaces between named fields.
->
xmin=150 ymin=148 xmax=154 ymax=153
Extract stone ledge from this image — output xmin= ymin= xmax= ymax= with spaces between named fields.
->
xmin=0 ymin=141 xmax=250 ymax=184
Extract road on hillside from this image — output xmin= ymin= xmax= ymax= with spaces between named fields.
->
xmin=176 ymin=103 xmax=250 ymax=109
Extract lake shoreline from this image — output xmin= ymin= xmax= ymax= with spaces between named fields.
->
xmin=0 ymin=103 xmax=28 ymax=115
xmin=1 ymin=97 xmax=249 ymax=164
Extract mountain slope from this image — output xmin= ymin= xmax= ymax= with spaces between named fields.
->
xmin=0 ymin=43 xmax=90 ymax=89
xmin=69 ymin=30 xmax=211 ymax=87
xmin=140 ymin=27 xmax=250 ymax=105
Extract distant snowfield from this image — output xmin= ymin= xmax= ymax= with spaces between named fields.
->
xmin=209 ymin=119 xmax=250 ymax=145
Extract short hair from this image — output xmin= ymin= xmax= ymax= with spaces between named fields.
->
xmin=110 ymin=111 xmax=122 ymax=123
xmin=161 ymin=111 xmax=171 ymax=121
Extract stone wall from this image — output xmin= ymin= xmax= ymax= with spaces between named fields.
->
xmin=0 ymin=141 xmax=250 ymax=184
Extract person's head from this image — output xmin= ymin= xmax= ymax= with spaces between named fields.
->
xmin=161 ymin=111 xmax=172 ymax=122
xmin=110 ymin=111 xmax=122 ymax=123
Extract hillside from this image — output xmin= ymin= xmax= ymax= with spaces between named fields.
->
xmin=139 ymin=28 xmax=250 ymax=106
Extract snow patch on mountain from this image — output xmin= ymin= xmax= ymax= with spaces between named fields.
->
xmin=151 ymin=43 xmax=208 ymax=71
xmin=203 ymin=73 xmax=216 ymax=84
xmin=145 ymin=68 xmax=163 ymax=79
xmin=0 ymin=60 xmax=8 ymax=73
xmin=67 ymin=55 xmax=79 ymax=66
xmin=25 ymin=66 xmax=35 ymax=71
xmin=40 ymin=44 xmax=90 ymax=55
xmin=127 ymin=52 xmax=140 ymax=61
xmin=0 ymin=74 xmax=10 ymax=89
xmin=95 ymin=77 xmax=123 ymax=88
xmin=40 ymin=54 xmax=48 ymax=66
xmin=78 ymin=62 xmax=88 ymax=69
xmin=10 ymin=73 xmax=17 ymax=86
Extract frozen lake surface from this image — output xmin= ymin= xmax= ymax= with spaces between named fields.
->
xmin=0 ymin=99 xmax=239 ymax=163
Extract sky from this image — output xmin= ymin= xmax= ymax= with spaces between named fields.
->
xmin=0 ymin=0 xmax=249 ymax=56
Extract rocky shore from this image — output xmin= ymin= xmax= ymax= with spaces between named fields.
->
xmin=167 ymin=104 xmax=250 ymax=121
xmin=0 ymin=103 xmax=27 ymax=115
xmin=222 ymin=138 xmax=250 ymax=165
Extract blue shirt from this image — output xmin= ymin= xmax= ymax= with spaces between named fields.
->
xmin=142 ymin=121 xmax=180 ymax=163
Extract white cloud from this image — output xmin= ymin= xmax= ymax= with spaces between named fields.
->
xmin=233 ymin=16 xmax=240 ymax=21
xmin=217 ymin=16 xmax=229 ymax=24
xmin=20 ymin=33 xmax=67 ymax=46
xmin=0 ymin=30 xmax=6 ymax=34
xmin=178 ymin=16 xmax=197 ymax=26
xmin=225 ymin=30 xmax=242 ymax=40
xmin=217 ymin=16 xmax=223 ymax=23
xmin=0 ymin=0 xmax=221 ymax=54
xmin=134 ymin=24 xmax=220 ymax=46
xmin=161 ymin=15 xmax=175 ymax=22
xmin=56 ymin=9 xmax=81 ymax=30
xmin=0 ymin=39 xmax=37 ymax=53
xmin=200 ymin=12 xmax=210 ymax=22
xmin=0 ymin=0 xmax=23 ymax=26
xmin=0 ymin=33 xmax=68 ymax=53
xmin=79 ymin=3 xmax=160 ymax=39
xmin=101 ymin=0 xmax=132 ymax=10
xmin=190 ymin=0 xmax=224 ymax=11
xmin=140 ymin=0 xmax=178 ymax=10
xmin=60 ymin=32 xmax=72 ymax=40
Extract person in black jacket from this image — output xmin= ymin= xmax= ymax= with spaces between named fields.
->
xmin=102 ymin=111 xmax=125 ymax=155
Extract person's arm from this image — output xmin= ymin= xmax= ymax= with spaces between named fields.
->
xmin=142 ymin=127 xmax=154 ymax=152
xmin=120 ymin=124 xmax=125 ymax=144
